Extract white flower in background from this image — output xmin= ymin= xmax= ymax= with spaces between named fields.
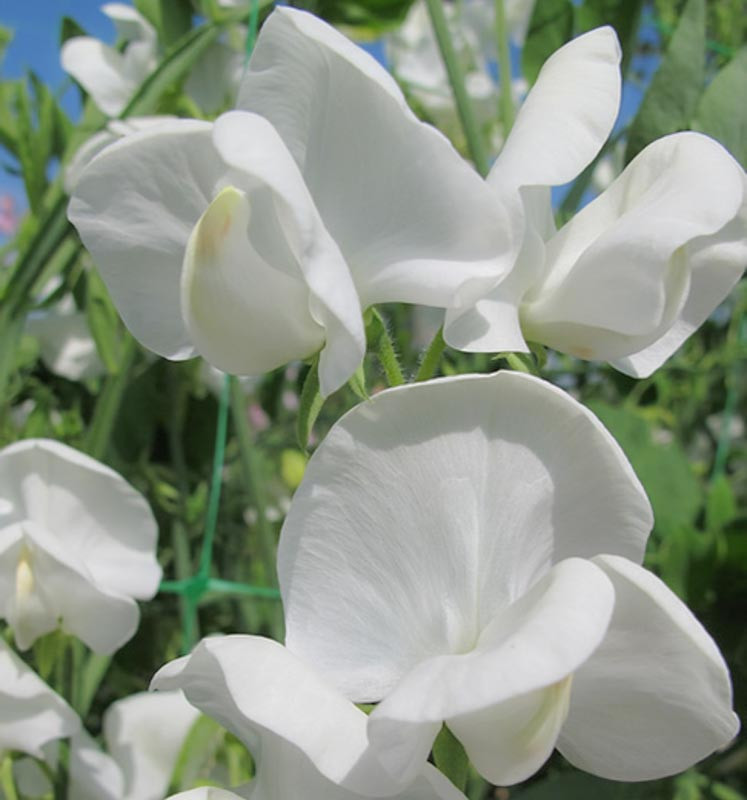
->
xmin=61 ymin=3 xmax=158 ymax=117
xmin=153 ymin=635 xmax=466 ymax=800
xmin=0 ymin=638 xmax=79 ymax=758
xmin=444 ymin=27 xmax=747 ymax=377
xmin=104 ymin=690 xmax=201 ymax=800
xmin=68 ymin=7 xmax=519 ymax=396
xmin=8 ymin=691 xmax=198 ymax=800
xmin=385 ymin=1 xmax=497 ymax=132
xmin=0 ymin=439 xmax=161 ymax=653
xmin=278 ymin=373 xmax=739 ymax=786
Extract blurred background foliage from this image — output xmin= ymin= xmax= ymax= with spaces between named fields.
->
xmin=0 ymin=0 xmax=745 ymax=798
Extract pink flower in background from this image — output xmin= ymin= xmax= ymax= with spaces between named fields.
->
xmin=0 ymin=194 xmax=19 ymax=236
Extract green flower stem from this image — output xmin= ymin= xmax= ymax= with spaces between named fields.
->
xmin=494 ymin=0 xmax=515 ymax=135
xmin=296 ymin=357 xmax=324 ymax=450
xmin=229 ymin=376 xmax=277 ymax=588
xmin=83 ymin=333 xmax=138 ymax=462
xmin=369 ymin=309 xmax=405 ymax=387
xmin=205 ymin=577 xmax=280 ymax=600
xmin=415 ymin=326 xmax=446 ymax=382
xmin=0 ymin=756 xmax=18 ymax=800
xmin=197 ymin=375 xmax=232 ymax=580
xmin=432 ymin=725 xmax=468 ymax=791
xmin=423 ymin=0 xmax=490 ymax=176
xmin=52 ymin=740 xmax=69 ymax=800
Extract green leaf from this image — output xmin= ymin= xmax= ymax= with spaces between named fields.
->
xmin=576 ymin=0 xmax=645 ymax=75
xmin=59 ymin=15 xmax=87 ymax=45
xmin=588 ymin=402 xmax=702 ymax=529
xmin=169 ymin=715 xmax=227 ymax=792
xmin=347 ymin=361 xmax=369 ymax=400
xmin=296 ymin=359 xmax=325 ymax=451
xmin=432 ymin=725 xmax=468 ymax=792
xmin=121 ymin=22 xmax=221 ymax=117
xmin=135 ymin=0 xmax=194 ymax=48
xmin=86 ymin=267 xmax=124 ymax=375
xmin=625 ymin=0 xmax=705 ymax=164
xmin=76 ymin=652 xmax=112 ymax=718
xmin=514 ymin=770 xmax=662 ymax=799
xmin=706 ymin=474 xmax=737 ymax=533
xmin=692 ymin=46 xmax=747 ymax=168
xmin=521 ymin=0 xmax=574 ymax=84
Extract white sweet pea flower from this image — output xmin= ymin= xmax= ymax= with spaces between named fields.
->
xmin=444 ymin=27 xmax=747 ymax=377
xmin=152 ymin=635 xmax=467 ymax=800
xmin=104 ymin=690 xmax=201 ymax=800
xmin=61 ymin=3 xmax=158 ymax=117
xmin=278 ymin=372 xmax=739 ymax=786
xmin=0 ymin=639 xmax=80 ymax=758
xmin=0 ymin=439 xmax=161 ymax=653
xmin=68 ymin=7 xmax=519 ymax=396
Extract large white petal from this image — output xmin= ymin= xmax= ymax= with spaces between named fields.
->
xmin=522 ymin=133 xmax=746 ymax=364
xmin=558 ymin=555 xmax=740 ymax=781
xmin=0 ymin=439 xmax=161 ymax=600
xmin=68 ymin=120 xmax=222 ymax=361
xmin=104 ymin=691 xmax=200 ymax=800
xmin=151 ymin=636 xmax=464 ymax=799
xmin=239 ymin=7 xmax=517 ymax=309
xmin=279 ymin=372 xmax=652 ymax=701
xmin=210 ymin=111 xmax=365 ymax=395
xmin=368 ymin=558 xmax=614 ymax=786
xmin=0 ymin=639 xmax=80 ymax=758
xmin=488 ymin=26 xmax=621 ymax=191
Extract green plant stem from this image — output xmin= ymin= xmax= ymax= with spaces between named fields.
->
xmin=229 ymin=377 xmax=277 ymax=587
xmin=370 ymin=309 xmax=405 ymax=387
xmin=83 ymin=334 xmax=138 ymax=461
xmin=198 ymin=375 xmax=231 ymax=579
xmin=166 ymin=365 xmax=198 ymax=653
xmin=494 ymin=0 xmax=515 ymax=135
xmin=416 ymin=326 xmax=446 ymax=382
xmin=423 ymin=0 xmax=490 ymax=176
xmin=296 ymin=357 xmax=324 ymax=450
xmin=0 ymin=756 xmax=19 ymax=800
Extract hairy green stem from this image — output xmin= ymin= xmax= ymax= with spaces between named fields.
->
xmin=423 ymin=0 xmax=490 ymax=176
xmin=494 ymin=0 xmax=515 ymax=134
xmin=416 ymin=326 xmax=446 ymax=382
xmin=370 ymin=309 xmax=405 ymax=387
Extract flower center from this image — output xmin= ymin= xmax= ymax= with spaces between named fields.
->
xmin=15 ymin=547 xmax=35 ymax=603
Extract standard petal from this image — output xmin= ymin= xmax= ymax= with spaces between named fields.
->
xmin=239 ymin=7 xmax=518 ymax=309
xmin=522 ymin=132 xmax=746 ymax=364
xmin=368 ymin=559 xmax=614 ymax=786
xmin=0 ymin=439 xmax=161 ymax=600
xmin=0 ymin=639 xmax=80 ymax=758
xmin=488 ymin=26 xmax=621 ymax=191
xmin=104 ymin=691 xmax=200 ymax=800
xmin=68 ymin=119 xmax=222 ymax=361
xmin=558 ymin=555 xmax=740 ymax=781
xmin=210 ymin=111 xmax=366 ymax=395
xmin=279 ymin=372 xmax=652 ymax=701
